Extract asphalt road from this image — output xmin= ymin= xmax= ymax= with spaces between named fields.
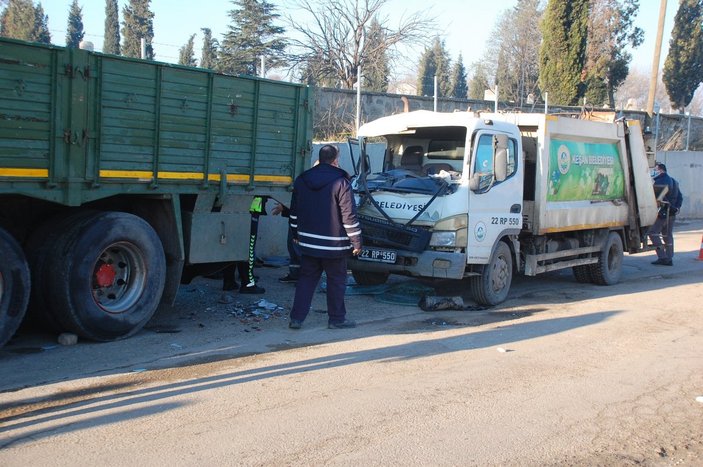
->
xmin=1 ymin=221 xmax=702 ymax=466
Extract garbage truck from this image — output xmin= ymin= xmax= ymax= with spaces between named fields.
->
xmin=0 ymin=38 xmax=312 ymax=346
xmin=348 ymin=110 xmax=658 ymax=305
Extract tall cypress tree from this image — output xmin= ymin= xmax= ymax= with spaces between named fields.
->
xmin=218 ymin=0 xmax=286 ymax=76
xmin=0 ymin=0 xmax=35 ymax=41
xmin=103 ymin=0 xmax=120 ymax=54
xmin=363 ymin=18 xmax=390 ymax=92
xmin=663 ymin=0 xmax=703 ymax=113
xmin=449 ymin=53 xmax=468 ymax=99
xmin=65 ymin=0 xmax=84 ymax=48
xmin=200 ymin=28 xmax=218 ymax=69
xmin=121 ymin=0 xmax=155 ymax=59
xmin=32 ymin=2 xmax=50 ymax=44
xmin=468 ymin=62 xmax=491 ymax=100
xmin=538 ymin=0 xmax=589 ymax=105
xmin=178 ymin=34 xmax=197 ymax=66
xmin=417 ymin=37 xmax=451 ymax=97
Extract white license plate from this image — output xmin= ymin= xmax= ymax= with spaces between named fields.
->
xmin=358 ymin=248 xmax=397 ymax=264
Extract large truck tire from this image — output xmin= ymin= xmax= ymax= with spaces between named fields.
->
xmin=471 ymin=241 xmax=512 ymax=306
xmin=47 ymin=211 xmax=166 ymax=341
xmin=0 ymin=227 xmax=30 ymax=347
xmin=572 ymin=265 xmax=594 ymax=284
xmin=25 ymin=210 xmax=100 ymax=331
xmin=590 ymin=232 xmax=623 ymax=286
xmin=351 ymin=269 xmax=389 ymax=286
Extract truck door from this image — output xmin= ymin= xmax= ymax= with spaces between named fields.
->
xmin=466 ymin=131 xmax=522 ymax=264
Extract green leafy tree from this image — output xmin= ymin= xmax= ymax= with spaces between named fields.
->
xmin=103 ymin=0 xmax=120 ymax=54
xmin=538 ymin=0 xmax=589 ymax=105
xmin=200 ymin=27 xmax=218 ymax=69
xmin=363 ymin=17 xmax=390 ymax=92
xmin=32 ymin=2 xmax=50 ymax=44
xmin=449 ymin=53 xmax=468 ymax=99
xmin=218 ymin=0 xmax=286 ymax=76
xmin=417 ymin=37 xmax=451 ymax=97
xmin=663 ymin=0 xmax=703 ymax=113
xmin=0 ymin=0 xmax=35 ymax=41
xmin=65 ymin=0 xmax=84 ymax=48
xmin=178 ymin=34 xmax=197 ymax=66
xmin=584 ymin=0 xmax=643 ymax=108
xmin=468 ymin=62 xmax=491 ymax=100
xmin=121 ymin=0 xmax=155 ymax=59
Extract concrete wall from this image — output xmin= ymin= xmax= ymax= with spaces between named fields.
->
xmin=654 ymin=151 xmax=703 ymax=219
xmin=314 ymin=88 xmax=703 ymax=151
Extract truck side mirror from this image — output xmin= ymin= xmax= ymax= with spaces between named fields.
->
xmin=494 ymin=134 xmax=508 ymax=182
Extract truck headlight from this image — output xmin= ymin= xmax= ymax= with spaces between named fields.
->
xmin=430 ymin=231 xmax=456 ymax=246
xmin=430 ymin=215 xmax=468 ymax=247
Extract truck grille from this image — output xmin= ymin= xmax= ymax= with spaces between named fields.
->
xmin=358 ymin=214 xmax=431 ymax=252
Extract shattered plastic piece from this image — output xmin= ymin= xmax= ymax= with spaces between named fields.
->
xmin=257 ymin=299 xmax=278 ymax=310
xmin=497 ymin=347 xmax=507 ymax=353
xmin=696 ymin=396 xmax=703 ymax=403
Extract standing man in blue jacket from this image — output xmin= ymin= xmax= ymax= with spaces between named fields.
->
xmin=288 ymin=145 xmax=362 ymax=329
xmin=649 ymin=162 xmax=683 ymax=266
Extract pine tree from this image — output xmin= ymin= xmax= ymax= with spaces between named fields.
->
xmin=363 ymin=18 xmax=390 ymax=92
xmin=218 ymin=0 xmax=286 ymax=76
xmin=65 ymin=0 xmax=84 ymax=48
xmin=200 ymin=28 xmax=218 ymax=69
xmin=178 ymin=34 xmax=197 ymax=66
xmin=32 ymin=2 xmax=50 ymax=44
xmin=663 ymin=0 xmax=703 ymax=113
xmin=449 ymin=53 xmax=468 ymax=99
xmin=417 ymin=37 xmax=451 ymax=97
xmin=103 ymin=0 xmax=120 ymax=54
xmin=468 ymin=62 xmax=491 ymax=100
xmin=0 ymin=0 xmax=35 ymax=41
xmin=122 ymin=0 xmax=155 ymax=59
xmin=538 ymin=0 xmax=589 ymax=105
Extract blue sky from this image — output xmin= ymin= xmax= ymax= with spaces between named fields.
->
xmin=42 ymin=0 xmax=677 ymax=76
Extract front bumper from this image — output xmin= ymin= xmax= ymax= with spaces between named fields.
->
xmin=350 ymin=249 xmax=466 ymax=279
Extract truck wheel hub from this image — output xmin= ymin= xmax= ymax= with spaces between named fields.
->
xmin=94 ymin=263 xmax=117 ymax=288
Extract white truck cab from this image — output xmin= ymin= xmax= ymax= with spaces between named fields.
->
xmin=349 ymin=110 xmax=657 ymax=305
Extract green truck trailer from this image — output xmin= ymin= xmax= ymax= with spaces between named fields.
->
xmin=0 ymin=38 xmax=313 ymax=346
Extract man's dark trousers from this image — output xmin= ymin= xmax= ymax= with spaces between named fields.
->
xmin=290 ymin=255 xmax=348 ymax=323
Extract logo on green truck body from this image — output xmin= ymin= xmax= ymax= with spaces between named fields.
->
xmin=548 ymin=139 xmax=624 ymax=202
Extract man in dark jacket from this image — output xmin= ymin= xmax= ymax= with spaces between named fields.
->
xmin=649 ymin=163 xmax=683 ymax=266
xmin=288 ymin=145 xmax=362 ymax=329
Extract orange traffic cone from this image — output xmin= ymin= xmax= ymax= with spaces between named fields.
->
xmin=698 ymin=236 xmax=703 ymax=261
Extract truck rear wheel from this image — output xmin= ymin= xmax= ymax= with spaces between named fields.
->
xmin=26 ymin=210 xmax=100 ymax=331
xmin=471 ymin=241 xmax=512 ymax=306
xmin=590 ymin=232 xmax=623 ymax=286
xmin=572 ymin=265 xmax=594 ymax=284
xmin=351 ymin=269 xmax=389 ymax=286
xmin=0 ymin=227 xmax=30 ymax=347
xmin=47 ymin=212 xmax=166 ymax=341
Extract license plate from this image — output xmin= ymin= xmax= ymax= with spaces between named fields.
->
xmin=358 ymin=247 xmax=397 ymax=264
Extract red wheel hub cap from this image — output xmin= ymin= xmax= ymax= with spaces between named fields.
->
xmin=95 ymin=263 xmax=116 ymax=287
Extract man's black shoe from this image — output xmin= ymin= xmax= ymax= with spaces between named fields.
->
xmin=288 ymin=319 xmax=302 ymax=329
xmin=328 ymin=319 xmax=356 ymax=329
xmin=652 ymin=258 xmax=673 ymax=266
xmin=278 ymin=274 xmax=298 ymax=284
xmin=240 ymin=284 xmax=266 ymax=294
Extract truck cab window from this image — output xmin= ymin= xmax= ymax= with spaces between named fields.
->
xmin=472 ymin=134 xmax=518 ymax=192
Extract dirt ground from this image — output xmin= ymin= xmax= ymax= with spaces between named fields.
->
xmin=1 ymin=221 xmax=702 ymax=465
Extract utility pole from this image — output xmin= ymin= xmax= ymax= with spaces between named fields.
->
xmin=646 ymin=0 xmax=667 ymax=117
